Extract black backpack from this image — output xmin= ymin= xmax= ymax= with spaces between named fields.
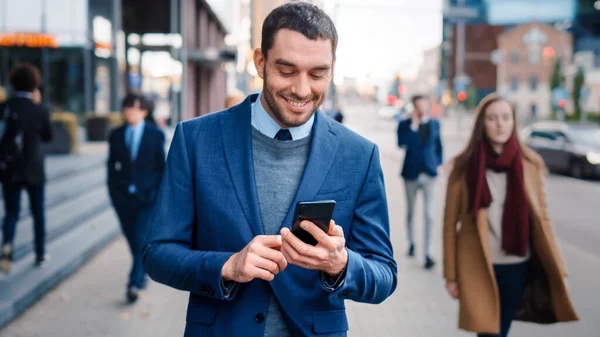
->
xmin=0 ymin=104 xmax=25 ymax=184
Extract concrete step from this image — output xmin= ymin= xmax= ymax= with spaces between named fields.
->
xmin=0 ymin=208 xmax=119 ymax=328
xmin=0 ymin=165 xmax=106 ymax=220
xmin=0 ymin=154 xmax=106 ymax=203
xmin=7 ymin=185 xmax=111 ymax=262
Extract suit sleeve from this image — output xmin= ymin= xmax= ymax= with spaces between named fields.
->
xmin=143 ymin=123 xmax=238 ymax=300
xmin=396 ymin=120 xmax=413 ymax=147
xmin=40 ymin=107 xmax=52 ymax=142
xmin=323 ymin=145 xmax=397 ymax=304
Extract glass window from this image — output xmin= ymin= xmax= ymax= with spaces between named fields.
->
xmin=530 ymin=75 xmax=538 ymax=91
xmin=511 ymin=76 xmax=519 ymax=91
xmin=510 ymin=50 xmax=520 ymax=64
xmin=6 ymin=47 xmax=85 ymax=115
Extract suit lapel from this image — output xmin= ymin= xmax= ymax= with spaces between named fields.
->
xmin=221 ymin=95 xmax=265 ymax=236
xmin=280 ymin=112 xmax=339 ymax=230
xmin=115 ymin=126 xmax=132 ymax=164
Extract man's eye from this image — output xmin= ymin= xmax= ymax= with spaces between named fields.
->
xmin=280 ymin=71 xmax=294 ymax=76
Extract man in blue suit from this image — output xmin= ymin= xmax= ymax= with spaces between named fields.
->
xmin=108 ymin=93 xmax=165 ymax=303
xmin=143 ymin=3 xmax=397 ymax=337
xmin=397 ymin=95 xmax=443 ymax=270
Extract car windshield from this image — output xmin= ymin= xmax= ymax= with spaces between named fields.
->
xmin=570 ymin=128 xmax=600 ymax=147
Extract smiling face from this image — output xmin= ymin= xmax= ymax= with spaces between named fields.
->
xmin=253 ymin=29 xmax=334 ymax=128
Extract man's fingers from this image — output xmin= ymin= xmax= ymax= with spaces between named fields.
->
xmin=254 ymin=235 xmax=282 ymax=248
xmin=254 ymin=244 xmax=288 ymax=272
xmin=329 ymin=223 xmax=344 ymax=238
xmin=252 ymin=255 xmax=280 ymax=275
xmin=250 ymin=266 xmax=275 ymax=282
xmin=282 ymin=226 xmax=318 ymax=256
xmin=281 ymin=242 xmax=312 ymax=268
xmin=300 ymin=221 xmax=331 ymax=245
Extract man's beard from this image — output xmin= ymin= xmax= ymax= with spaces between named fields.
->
xmin=262 ymin=67 xmax=323 ymax=128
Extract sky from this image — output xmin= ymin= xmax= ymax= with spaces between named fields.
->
xmin=322 ymin=0 xmax=443 ymax=82
xmin=487 ymin=0 xmax=574 ymax=25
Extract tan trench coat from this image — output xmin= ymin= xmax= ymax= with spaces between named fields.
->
xmin=443 ymin=152 xmax=579 ymax=334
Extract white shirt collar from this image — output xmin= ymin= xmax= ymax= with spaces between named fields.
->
xmin=251 ymin=93 xmax=314 ymax=140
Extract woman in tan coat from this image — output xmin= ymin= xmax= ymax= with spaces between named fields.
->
xmin=443 ymin=93 xmax=578 ymax=336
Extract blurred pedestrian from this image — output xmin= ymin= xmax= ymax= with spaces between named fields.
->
xmin=143 ymin=2 xmax=397 ymax=336
xmin=397 ymin=94 xmax=443 ymax=269
xmin=443 ymin=93 xmax=578 ymax=336
xmin=0 ymin=63 xmax=53 ymax=273
xmin=107 ymin=93 xmax=166 ymax=303
xmin=326 ymin=104 xmax=344 ymax=123
xmin=224 ymin=90 xmax=245 ymax=108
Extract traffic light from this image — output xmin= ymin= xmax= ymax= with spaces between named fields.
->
xmin=397 ymin=85 xmax=407 ymax=95
xmin=387 ymin=95 xmax=397 ymax=105
xmin=543 ymin=46 xmax=555 ymax=63
xmin=558 ymin=98 xmax=567 ymax=109
xmin=457 ymin=91 xmax=467 ymax=102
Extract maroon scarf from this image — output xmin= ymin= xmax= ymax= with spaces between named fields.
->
xmin=467 ymin=134 xmax=530 ymax=257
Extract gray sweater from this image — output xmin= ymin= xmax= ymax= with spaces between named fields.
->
xmin=251 ymin=127 xmax=311 ymax=337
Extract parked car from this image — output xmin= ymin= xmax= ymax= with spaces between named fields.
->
xmin=522 ymin=121 xmax=600 ymax=179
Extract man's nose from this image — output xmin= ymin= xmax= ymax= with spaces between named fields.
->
xmin=291 ymin=75 xmax=311 ymax=99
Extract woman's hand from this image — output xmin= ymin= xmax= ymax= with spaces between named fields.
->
xmin=446 ymin=280 xmax=460 ymax=299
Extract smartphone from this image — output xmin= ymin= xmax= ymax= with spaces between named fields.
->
xmin=291 ymin=200 xmax=336 ymax=246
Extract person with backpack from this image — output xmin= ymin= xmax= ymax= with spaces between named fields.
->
xmin=0 ymin=63 xmax=53 ymax=273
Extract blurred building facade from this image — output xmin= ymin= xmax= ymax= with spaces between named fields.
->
xmin=572 ymin=0 xmax=600 ymax=67
xmin=0 ymin=0 xmax=123 ymax=115
xmin=496 ymin=22 xmax=572 ymax=120
xmin=0 ymin=0 xmax=236 ymax=122
xmin=122 ymin=0 xmax=235 ymax=122
xmin=440 ymin=0 xmax=589 ymax=106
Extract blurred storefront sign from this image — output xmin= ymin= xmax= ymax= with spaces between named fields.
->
xmin=0 ymin=32 xmax=59 ymax=48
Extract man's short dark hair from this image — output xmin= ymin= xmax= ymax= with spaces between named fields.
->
xmin=261 ymin=1 xmax=337 ymax=60
xmin=411 ymin=95 xmax=426 ymax=105
xmin=9 ymin=63 xmax=41 ymax=92
xmin=122 ymin=93 xmax=151 ymax=112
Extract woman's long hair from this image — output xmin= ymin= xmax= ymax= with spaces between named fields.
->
xmin=451 ymin=93 xmax=542 ymax=178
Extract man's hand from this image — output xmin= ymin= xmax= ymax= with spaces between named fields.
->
xmin=446 ymin=280 xmax=460 ymax=299
xmin=280 ymin=220 xmax=348 ymax=278
xmin=32 ymin=88 xmax=42 ymax=105
xmin=221 ymin=235 xmax=287 ymax=283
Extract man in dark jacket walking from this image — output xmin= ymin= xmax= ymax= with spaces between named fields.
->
xmin=108 ymin=93 xmax=166 ymax=303
xmin=397 ymin=95 xmax=443 ymax=270
xmin=0 ymin=63 xmax=53 ymax=273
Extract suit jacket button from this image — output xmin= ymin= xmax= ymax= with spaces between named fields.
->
xmin=339 ymin=291 xmax=349 ymax=298
xmin=255 ymin=313 xmax=265 ymax=323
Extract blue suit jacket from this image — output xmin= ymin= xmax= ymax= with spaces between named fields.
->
xmin=143 ymin=95 xmax=397 ymax=337
xmin=396 ymin=118 xmax=443 ymax=180
xmin=107 ymin=123 xmax=166 ymax=208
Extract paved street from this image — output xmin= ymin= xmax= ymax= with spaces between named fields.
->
xmin=2 ymin=100 xmax=599 ymax=337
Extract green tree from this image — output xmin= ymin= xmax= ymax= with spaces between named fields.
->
xmin=572 ymin=67 xmax=585 ymax=120
xmin=465 ymin=85 xmax=478 ymax=110
xmin=550 ymin=59 xmax=562 ymax=120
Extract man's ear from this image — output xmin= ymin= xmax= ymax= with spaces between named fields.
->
xmin=253 ymin=48 xmax=266 ymax=80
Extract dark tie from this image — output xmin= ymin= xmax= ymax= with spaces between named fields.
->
xmin=274 ymin=129 xmax=292 ymax=141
